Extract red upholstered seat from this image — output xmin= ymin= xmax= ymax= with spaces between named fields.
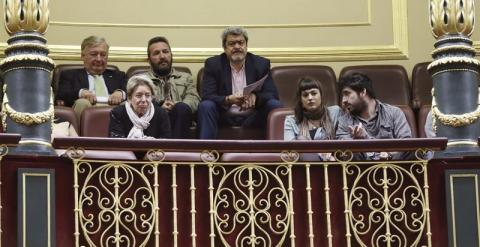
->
xmin=397 ymin=105 xmax=418 ymax=138
xmin=80 ymin=106 xmax=114 ymax=137
xmin=54 ymin=106 xmax=79 ymax=134
xmin=267 ymin=107 xmax=294 ymax=140
xmin=412 ymin=62 xmax=433 ymax=110
xmin=339 ymin=65 xmax=411 ymax=106
xmin=271 ymin=65 xmax=338 ymax=107
xmin=417 ymin=105 xmax=432 ymax=138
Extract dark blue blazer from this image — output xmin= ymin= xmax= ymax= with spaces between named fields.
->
xmin=201 ymin=52 xmax=279 ymax=108
xmin=56 ymin=68 xmax=127 ymax=107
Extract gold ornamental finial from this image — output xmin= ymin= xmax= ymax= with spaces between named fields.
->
xmin=430 ymin=0 xmax=475 ymax=38
xmin=4 ymin=0 xmax=49 ymax=34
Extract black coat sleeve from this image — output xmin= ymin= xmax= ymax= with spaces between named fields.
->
xmin=201 ymin=57 xmax=226 ymax=105
xmin=56 ymin=70 xmax=81 ymax=107
xmin=153 ymin=106 xmax=172 ymax=139
xmin=108 ymin=106 xmax=129 ymax=138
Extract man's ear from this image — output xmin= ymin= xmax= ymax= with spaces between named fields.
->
xmin=360 ymin=88 xmax=367 ymax=97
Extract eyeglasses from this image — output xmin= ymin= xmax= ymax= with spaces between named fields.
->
xmin=226 ymin=40 xmax=246 ymax=47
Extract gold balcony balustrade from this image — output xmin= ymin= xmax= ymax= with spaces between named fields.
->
xmin=51 ymin=137 xmax=447 ymax=247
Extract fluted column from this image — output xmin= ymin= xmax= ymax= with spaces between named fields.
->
xmin=0 ymin=0 xmax=55 ymax=154
xmin=428 ymin=0 xmax=480 ymax=156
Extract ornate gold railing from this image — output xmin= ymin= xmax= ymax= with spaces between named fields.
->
xmin=54 ymin=138 xmax=446 ymax=247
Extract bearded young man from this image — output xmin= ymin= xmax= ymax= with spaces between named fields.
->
xmin=143 ymin=36 xmax=200 ymax=139
xmin=197 ymin=26 xmax=282 ymax=139
xmin=336 ymin=73 xmax=412 ymax=160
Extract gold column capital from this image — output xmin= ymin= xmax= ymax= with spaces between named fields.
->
xmin=430 ymin=0 xmax=475 ymax=38
xmin=4 ymin=0 xmax=49 ymax=34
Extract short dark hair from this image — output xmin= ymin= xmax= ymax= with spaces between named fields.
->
xmin=147 ymin=36 xmax=171 ymax=57
xmin=338 ymin=72 xmax=376 ymax=99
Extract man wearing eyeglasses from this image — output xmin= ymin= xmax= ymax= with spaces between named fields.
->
xmin=56 ymin=36 xmax=127 ymax=118
xmin=198 ymin=26 xmax=282 ymax=139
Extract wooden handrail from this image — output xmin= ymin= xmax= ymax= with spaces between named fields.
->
xmin=0 ymin=133 xmax=21 ymax=146
xmin=52 ymin=137 xmax=448 ymax=153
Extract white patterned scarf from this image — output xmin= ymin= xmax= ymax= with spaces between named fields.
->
xmin=125 ymin=102 xmax=155 ymax=139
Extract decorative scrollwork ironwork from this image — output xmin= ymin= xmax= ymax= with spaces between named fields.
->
xmin=65 ymin=147 xmax=86 ymax=160
xmin=200 ymin=150 xmax=220 ymax=163
xmin=75 ymin=161 xmax=157 ymax=247
xmin=280 ymin=150 xmax=299 ymax=163
xmin=145 ymin=149 xmax=165 ymax=162
xmin=333 ymin=149 xmax=354 ymax=162
xmin=345 ymin=162 xmax=428 ymax=247
xmin=213 ymin=164 xmax=291 ymax=247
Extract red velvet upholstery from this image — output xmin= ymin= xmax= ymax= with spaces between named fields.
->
xmin=80 ymin=106 xmax=115 ymax=137
xmin=271 ymin=65 xmax=338 ymax=107
xmin=397 ymin=105 xmax=418 ymax=138
xmin=52 ymin=64 xmax=119 ymax=105
xmin=412 ymin=62 xmax=433 ymax=110
xmin=417 ymin=105 xmax=431 ymax=138
xmin=54 ymin=106 xmax=79 ymax=134
xmin=126 ymin=66 xmax=192 ymax=78
xmin=267 ymin=107 xmax=294 ymax=140
xmin=339 ymin=65 xmax=411 ymax=106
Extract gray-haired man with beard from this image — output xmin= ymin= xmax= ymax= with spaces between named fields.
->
xmin=144 ymin=36 xmax=200 ymax=139
xmin=336 ymin=73 xmax=412 ymax=160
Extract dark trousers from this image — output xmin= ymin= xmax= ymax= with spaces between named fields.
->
xmin=169 ymin=102 xmax=193 ymax=139
xmin=197 ymin=99 xmax=282 ymax=139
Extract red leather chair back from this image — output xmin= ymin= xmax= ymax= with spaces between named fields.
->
xmin=271 ymin=65 xmax=338 ymax=108
xmin=267 ymin=108 xmax=294 ymax=140
xmin=412 ymin=62 xmax=433 ymax=110
xmin=397 ymin=105 xmax=418 ymax=138
xmin=417 ymin=105 xmax=432 ymax=138
xmin=80 ymin=106 xmax=115 ymax=137
xmin=339 ymin=65 xmax=411 ymax=106
xmin=54 ymin=106 xmax=79 ymax=134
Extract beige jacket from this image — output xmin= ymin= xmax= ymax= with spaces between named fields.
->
xmin=145 ymin=68 xmax=200 ymax=112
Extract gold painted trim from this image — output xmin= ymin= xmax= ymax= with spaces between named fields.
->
xmin=428 ymin=56 xmax=480 ymax=71
xmin=305 ymin=164 xmax=315 ymax=247
xmin=0 ymin=54 xmax=55 ymax=67
xmin=190 ymin=165 xmax=197 ymax=247
xmin=449 ymin=174 xmax=480 ymax=247
xmin=22 ymin=173 xmax=51 ymax=247
xmin=0 ymin=0 xmax=408 ymax=62
xmin=18 ymin=140 xmax=52 ymax=147
xmin=446 ymin=141 xmax=478 ymax=146
xmin=49 ymin=0 xmax=371 ymax=29
xmin=49 ymin=21 xmax=371 ymax=29
xmin=432 ymin=45 xmax=477 ymax=56
xmin=171 ymin=164 xmax=178 ymax=247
